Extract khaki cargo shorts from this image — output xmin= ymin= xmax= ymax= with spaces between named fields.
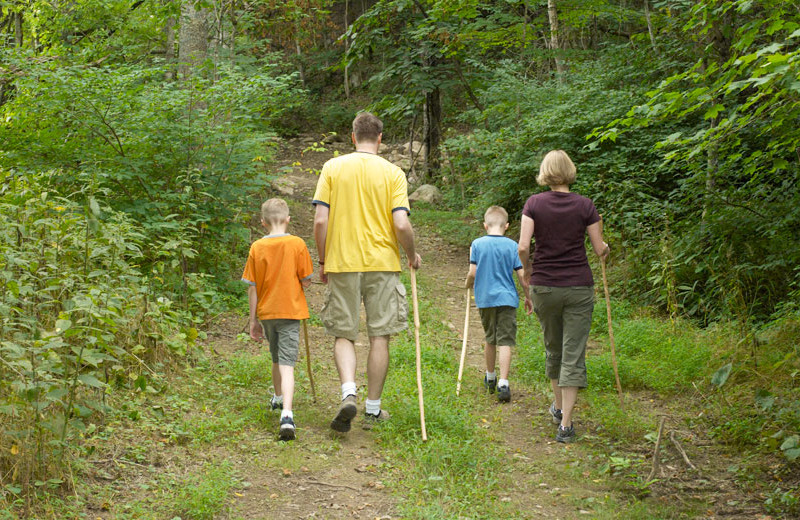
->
xmin=321 ymin=272 xmax=409 ymax=341
xmin=478 ymin=306 xmax=517 ymax=347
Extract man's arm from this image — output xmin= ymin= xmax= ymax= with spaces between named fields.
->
xmin=313 ymin=204 xmax=329 ymax=283
xmin=248 ymin=285 xmax=263 ymax=340
xmin=393 ymin=210 xmax=422 ymax=269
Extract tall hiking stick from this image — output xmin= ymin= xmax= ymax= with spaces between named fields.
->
xmin=599 ymin=217 xmax=624 ymax=406
xmin=409 ymin=268 xmax=428 ymax=441
xmin=302 ymin=320 xmax=316 ymax=402
xmin=456 ymin=288 xmax=470 ymax=396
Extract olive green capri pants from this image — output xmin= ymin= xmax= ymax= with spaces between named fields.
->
xmin=531 ymin=285 xmax=594 ymax=388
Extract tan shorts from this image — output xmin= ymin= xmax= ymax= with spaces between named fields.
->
xmin=321 ymin=272 xmax=409 ymax=341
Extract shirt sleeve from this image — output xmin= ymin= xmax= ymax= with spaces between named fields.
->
xmin=390 ymin=168 xmax=411 ymax=214
xmin=241 ymin=247 xmax=256 ymax=286
xmin=513 ymin=243 xmax=523 ymax=270
xmin=585 ymin=198 xmax=601 ymax=226
xmin=297 ymin=239 xmax=313 ymax=280
xmin=312 ymin=164 xmax=331 ymax=207
xmin=522 ymin=195 xmax=535 ymax=220
xmin=469 ymin=241 xmax=478 ymax=265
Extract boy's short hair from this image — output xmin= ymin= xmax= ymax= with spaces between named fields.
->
xmin=537 ymin=150 xmax=576 ymax=186
xmin=261 ymin=198 xmax=289 ymax=226
xmin=484 ymin=205 xmax=508 ymax=228
xmin=352 ymin=112 xmax=383 ymax=143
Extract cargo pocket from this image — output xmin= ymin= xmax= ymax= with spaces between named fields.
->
xmin=395 ymin=283 xmax=409 ymax=325
xmin=320 ymin=287 xmax=333 ymax=329
xmin=531 ymin=285 xmax=552 ymax=315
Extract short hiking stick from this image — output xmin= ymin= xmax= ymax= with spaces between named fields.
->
xmin=409 ymin=268 xmax=428 ymax=441
xmin=303 ymin=320 xmax=317 ymax=402
xmin=599 ymin=217 xmax=624 ymax=406
xmin=456 ymin=288 xmax=470 ymax=396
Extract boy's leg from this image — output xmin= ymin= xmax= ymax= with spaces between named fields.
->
xmin=262 ymin=320 xmax=284 ymax=409
xmin=497 ymin=346 xmax=511 ymax=381
xmin=278 ymin=364 xmax=295 ymax=411
xmin=484 ymin=343 xmax=497 ymax=375
xmin=272 ymin=363 xmax=283 ymax=399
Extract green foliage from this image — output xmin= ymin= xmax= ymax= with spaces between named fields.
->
xmin=174 ymin=462 xmax=237 ymax=520
xmin=0 ymin=170 xmax=198 ymax=493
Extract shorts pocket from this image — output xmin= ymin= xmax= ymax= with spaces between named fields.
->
xmin=395 ymin=283 xmax=409 ymax=324
xmin=532 ymin=285 xmax=553 ymax=295
xmin=320 ymin=288 xmax=333 ymax=328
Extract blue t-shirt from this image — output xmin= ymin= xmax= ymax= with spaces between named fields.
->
xmin=470 ymin=235 xmax=523 ymax=309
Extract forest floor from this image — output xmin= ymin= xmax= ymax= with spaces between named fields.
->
xmin=39 ymin=137 xmax=787 ymax=519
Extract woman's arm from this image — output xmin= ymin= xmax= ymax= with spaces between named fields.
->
xmin=517 ymin=215 xmax=535 ymax=278
xmin=586 ymin=221 xmax=610 ymax=258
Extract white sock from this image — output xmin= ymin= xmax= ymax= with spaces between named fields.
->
xmin=498 ymin=378 xmax=509 ymax=388
xmin=365 ymin=399 xmax=381 ymax=415
xmin=272 ymin=394 xmax=283 ymax=405
xmin=281 ymin=410 xmax=293 ymax=420
xmin=486 ymin=371 xmax=496 ymax=381
xmin=341 ymin=382 xmax=357 ymax=400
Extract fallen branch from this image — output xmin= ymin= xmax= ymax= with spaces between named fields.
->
xmin=305 ymin=478 xmax=360 ymax=492
xmin=669 ymin=431 xmax=697 ymax=470
xmin=647 ymin=416 xmax=667 ymax=482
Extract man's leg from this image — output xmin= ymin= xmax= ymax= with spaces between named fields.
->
xmin=334 ymin=337 xmax=358 ymax=392
xmin=366 ymin=335 xmax=390 ymax=401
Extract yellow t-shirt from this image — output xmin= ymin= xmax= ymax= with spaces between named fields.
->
xmin=312 ymin=152 xmax=410 ymax=273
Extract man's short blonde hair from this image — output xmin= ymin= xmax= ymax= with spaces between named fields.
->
xmin=261 ymin=198 xmax=289 ymax=226
xmin=352 ymin=111 xmax=383 ymax=143
xmin=484 ymin=205 xmax=508 ymax=228
xmin=537 ymin=150 xmax=576 ymax=186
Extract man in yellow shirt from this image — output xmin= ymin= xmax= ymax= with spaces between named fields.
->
xmin=313 ymin=111 xmax=422 ymax=433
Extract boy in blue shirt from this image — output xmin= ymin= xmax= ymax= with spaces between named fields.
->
xmin=465 ymin=206 xmax=528 ymax=402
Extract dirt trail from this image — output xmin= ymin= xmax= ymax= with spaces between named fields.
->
xmin=197 ymin=136 xmax=592 ymax=519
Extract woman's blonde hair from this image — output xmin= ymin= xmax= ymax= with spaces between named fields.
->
xmin=537 ymin=150 xmax=576 ymax=186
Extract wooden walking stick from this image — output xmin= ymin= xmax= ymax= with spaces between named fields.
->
xmin=456 ymin=288 xmax=470 ymax=396
xmin=599 ymin=218 xmax=624 ymax=406
xmin=409 ymin=268 xmax=428 ymax=441
xmin=302 ymin=320 xmax=316 ymax=402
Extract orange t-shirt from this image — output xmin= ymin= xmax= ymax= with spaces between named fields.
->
xmin=241 ymin=234 xmax=313 ymax=320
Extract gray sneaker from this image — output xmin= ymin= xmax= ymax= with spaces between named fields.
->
xmin=556 ymin=424 xmax=576 ymax=443
xmin=497 ymin=385 xmax=511 ymax=403
xmin=362 ymin=409 xmax=390 ymax=430
xmin=549 ymin=403 xmax=563 ymax=424
xmin=331 ymin=395 xmax=358 ymax=433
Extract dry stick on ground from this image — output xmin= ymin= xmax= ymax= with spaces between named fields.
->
xmin=669 ymin=431 xmax=697 ymax=470
xmin=303 ymin=320 xmax=316 ymax=402
xmin=305 ymin=478 xmax=360 ymax=492
xmin=410 ymin=268 xmax=428 ymax=441
xmin=456 ymin=287 xmax=470 ymax=396
xmin=647 ymin=415 xmax=667 ymax=482
xmin=599 ymin=217 xmax=624 ymax=406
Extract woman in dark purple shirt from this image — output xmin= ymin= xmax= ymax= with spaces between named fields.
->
xmin=518 ymin=150 xmax=609 ymax=443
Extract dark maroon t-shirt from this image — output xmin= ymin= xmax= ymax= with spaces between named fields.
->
xmin=522 ymin=191 xmax=600 ymax=287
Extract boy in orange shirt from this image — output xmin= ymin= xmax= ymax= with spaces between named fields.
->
xmin=242 ymin=198 xmax=313 ymax=441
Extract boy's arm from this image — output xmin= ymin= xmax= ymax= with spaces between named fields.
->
xmin=465 ymin=263 xmax=477 ymax=289
xmin=248 ymin=285 xmax=263 ymax=341
xmin=313 ymin=204 xmax=329 ymax=283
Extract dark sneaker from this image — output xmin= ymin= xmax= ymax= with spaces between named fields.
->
xmin=362 ymin=409 xmax=391 ymax=430
xmin=556 ymin=424 xmax=576 ymax=443
xmin=549 ymin=403 xmax=563 ymax=425
xmin=330 ymin=395 xmax=357 ymax=433
xmin=279 ymin=416 xmax=296 ymax=441
xmin=497 ymin=385 xmax=511 ymax=403
xmin=484 ymin=375 xmax=497 ymax=394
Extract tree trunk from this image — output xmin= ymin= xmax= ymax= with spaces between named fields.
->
xmin=343 ymin=0 xmax=350 ymax=98
xmin=644 ymin=0 xmax=657 ymax=52
xmin=423 ymin=87 xmax=441 ymax=180
xmin=14 ymin=11 xmax=22 ymax=47
xmin=164 ymin=12 xmax=176 ymax=81
xmin=178 ymin=0 xmax=209 ymax=80
xmin=295 ymin=34 xmax=306 ymax=87
xmin=547 ymin=0 xmax=565 ymax=81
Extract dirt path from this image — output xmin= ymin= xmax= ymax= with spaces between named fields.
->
xmin=195 ymin=137 xmax=598 ymax=519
